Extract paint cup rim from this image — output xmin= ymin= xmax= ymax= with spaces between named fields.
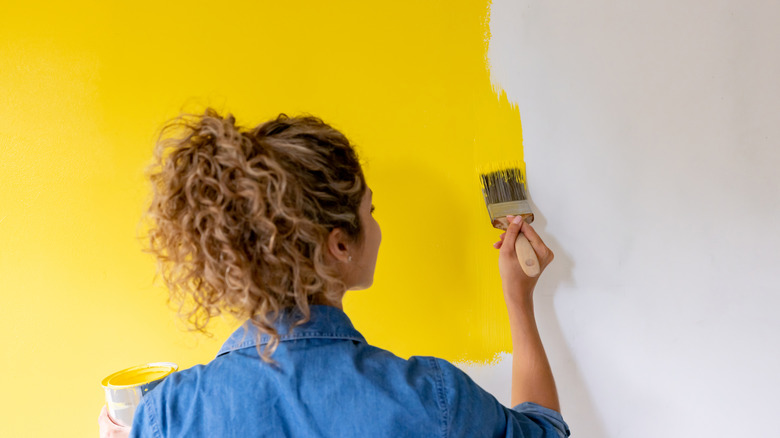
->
xmin=101 ymin=362 xmax=178 ymax=389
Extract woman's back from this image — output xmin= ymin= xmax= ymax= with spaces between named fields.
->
xmin=130 ymin=306 xmax=566 ymax=438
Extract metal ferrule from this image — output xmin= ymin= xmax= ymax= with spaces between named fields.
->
xmin=487 ymin=200 xmax=534 ymax=230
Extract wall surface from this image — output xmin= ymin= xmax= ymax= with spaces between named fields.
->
xmin=472 ymin=1 xmax=780 ymax=436
xmin=1 ymin=1 xmax=525 ymax=436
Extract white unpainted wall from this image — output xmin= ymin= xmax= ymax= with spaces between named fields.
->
xmin=459 ymin=1 xmax=780 ymax=437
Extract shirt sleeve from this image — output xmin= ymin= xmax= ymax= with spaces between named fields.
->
xmin=433 ymin=358 xmax=570 ymax=438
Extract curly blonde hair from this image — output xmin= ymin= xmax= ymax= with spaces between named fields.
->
xmin=144 ymin=108 xmax=366 ymax=361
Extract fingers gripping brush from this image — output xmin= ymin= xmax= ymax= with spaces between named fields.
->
xmin=479 ymin=164 xmax=540 ymax=277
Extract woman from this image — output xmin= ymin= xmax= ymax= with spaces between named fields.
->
xmin=98 ymin=110 xmax=570 ymax=437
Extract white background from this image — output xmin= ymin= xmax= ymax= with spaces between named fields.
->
xmin=462 ymin=1 xmax=780 ymax=436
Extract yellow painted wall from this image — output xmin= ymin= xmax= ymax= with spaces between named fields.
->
xmin=0 ymin=0 xmax=523 ymax=435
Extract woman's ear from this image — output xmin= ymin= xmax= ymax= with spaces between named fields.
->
xmin=327 ymin=228 xmax=351 ymax=263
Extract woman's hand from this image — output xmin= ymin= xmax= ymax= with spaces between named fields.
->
xmin=98 ymin=405 xmax=130 ymax=438
xmin=493 ymin=215 xmax=554 ymax=302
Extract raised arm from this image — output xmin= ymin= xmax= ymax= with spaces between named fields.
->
xmin=493 ymin=215 xmax=559 ymax=411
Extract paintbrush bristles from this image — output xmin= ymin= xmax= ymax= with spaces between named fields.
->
xmin=479 ymin=167 xmax=528 ymax=205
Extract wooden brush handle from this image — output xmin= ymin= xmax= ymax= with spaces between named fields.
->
xmin=514 ymin=233 xmax=541 ymax=277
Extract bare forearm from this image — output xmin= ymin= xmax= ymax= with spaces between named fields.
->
xmin=506 ymin=293 xmax=560 ymax=412
xmin=494 ymin=216 xmax=560 ymax=412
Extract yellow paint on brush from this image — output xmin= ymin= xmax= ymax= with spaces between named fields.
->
xmin=1 ymin=1 xmax=523 ymax=434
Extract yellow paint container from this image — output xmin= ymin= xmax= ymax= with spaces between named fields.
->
xmin=101 ymin=362 xmax=178 ymax=427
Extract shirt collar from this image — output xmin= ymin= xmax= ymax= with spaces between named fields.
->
xmin=217 ymin=305 xmax=366 ymax=357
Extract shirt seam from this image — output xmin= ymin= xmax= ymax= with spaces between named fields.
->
xmin=217 ymin=332 xmax=366 ymax=356
xmin=430 ymin=357 xmax=450 ymax=438
xmin=145 ymin=397 xmax=164 ymax=438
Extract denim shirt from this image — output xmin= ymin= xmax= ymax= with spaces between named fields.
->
xmin=131 ymin=305 xmax=570 ymax=438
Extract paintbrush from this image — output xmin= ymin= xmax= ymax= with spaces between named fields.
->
xmin=478 ymin=163 xmax=540 ymax=277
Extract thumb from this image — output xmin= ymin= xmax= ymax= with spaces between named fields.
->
xmin=500 ymin=215 xmax=523 ymax=256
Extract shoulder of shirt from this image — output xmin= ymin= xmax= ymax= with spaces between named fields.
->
xmin=143 ymin=363 xmax=207 ymax=405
